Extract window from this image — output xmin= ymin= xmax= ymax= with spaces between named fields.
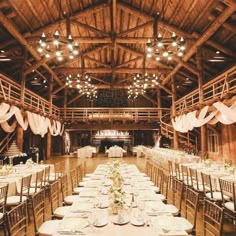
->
xmin=207 ymin=129 xmax=219 ymax=153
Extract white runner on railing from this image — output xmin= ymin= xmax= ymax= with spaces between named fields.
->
xmin=172 ymin=101 xmax=236 ymax=133
xmin=0 ymin=102 xmax=64 ymax=136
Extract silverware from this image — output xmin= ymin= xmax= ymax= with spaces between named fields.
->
xmin=57 ymin=230 xmax=85 ymax=235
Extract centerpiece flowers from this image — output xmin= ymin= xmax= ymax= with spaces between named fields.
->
xmin=108 ymin=160 xmax=125 ymax=214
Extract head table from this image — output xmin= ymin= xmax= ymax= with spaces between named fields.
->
xmin=39 ymin=162 xmax=192 ymax=236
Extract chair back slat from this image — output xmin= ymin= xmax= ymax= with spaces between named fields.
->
xmin=49 ymin=181 xmax=60 ymax=217
xmin=203 ymin=199 xmax=224 ymax=236
xmin=6 ymin=202 xmax=27 ymax=236
xmin=30 ymin=189 xmax=45 ymax=234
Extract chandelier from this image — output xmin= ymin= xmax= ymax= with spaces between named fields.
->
xmin=65 ymin=74 xmax=98 ymax=99
xmin=128 ymin=73 xmax=159 ymax=99
xmin=37 ymin=0 xmax=79 ymax=61
xmin=146 ymin=10 xmax=185 ymax=61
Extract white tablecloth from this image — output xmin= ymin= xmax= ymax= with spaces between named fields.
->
xmin=77 ymin=146 xmax=96 ymax=158
xmin=106 ymin=146 xmax=126 ymax=158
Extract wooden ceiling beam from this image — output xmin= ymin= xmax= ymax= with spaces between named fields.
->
xmin=117 ymin=44 xmax=171 ymax=70
xmin=66 ymin=93 xmax=83 ymax=106
xmin=118 ymin=21 xmax=153 ymax=37
xmin=89 ymin=75 xmax=111 ymax=85
xmin=74 ymin=20 xmax=110 ymax=36
xmin=7 ymin=0 xmax=34 ymax=31
xmin=23 ymin=57 xmax=49 ymax=75
xmin=57 ymin=67 xmax=171 ymax=74
xmin=0 ymin=11 xmax=64 ymax=87
xmin=117 ymin=1 xmax=152 ymax=20
xmin=162 ymin=5 xmax=235 ymax=85
xmin=116 ymin=56 xmax=143 ymax=68
xmin=141 ymin=94 xmax=157 ymax=106
xmin=85 ymin=55 xmax=111 ymax=68
xmin=173 ymin=56 xmax=199 ymax=76
xmin=0 ymin=1 xmax=108 ymax=49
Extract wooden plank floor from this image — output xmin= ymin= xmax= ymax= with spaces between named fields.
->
xmin=2 ymin=154 xmax=236 ymax=236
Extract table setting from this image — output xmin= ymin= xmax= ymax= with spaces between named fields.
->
xmin=51 ymin=160 xmax=192 ymax=236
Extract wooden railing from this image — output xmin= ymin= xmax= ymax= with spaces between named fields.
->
xmin=160 ymin=112 xmax=198 ymax=149
xmin=175 ymin=65 xmax=236 ymax=113
xmin=0 ymin=131 xmax=16 ymax=154
xmin=0 ymin=73 xmax=60 ymax=118
xmin=60 ymin=107 xmax=170 ymax=123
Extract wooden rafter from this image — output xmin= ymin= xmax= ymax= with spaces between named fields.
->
xmin=67 ymin=93 xmax=83 ymax=106
xmin=162 ymin=5 xmax=235 ymax=85
xmin=56 ymin=67 xmax=171 ymax=74
xmin=141 ymin=94 xmax=157 ymax=106
xmin=74 ymin=20 xmax=110 ymax=36
xmin=116 ymin=56 xmax=143 ymax=68
xmin=85 ymin=55 xmax=111 ymax=68
xmin=0 ymin=11 xmax=63 ymax=87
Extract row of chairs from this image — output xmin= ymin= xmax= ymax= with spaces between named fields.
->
xmin=0 ymin=159 xmax=86 ymax=235
xmin=146 ymin=159 xmax=225 ymax=236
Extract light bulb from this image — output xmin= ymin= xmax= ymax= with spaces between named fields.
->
xmin=163 ymin=51 xmax=169 ymax=57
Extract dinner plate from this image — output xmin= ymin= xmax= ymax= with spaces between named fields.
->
xmin=93 ymin=217 xmax=108 ymax=227
xmin=111 ymin=215 xmax=129 ymax=225
xmin=130 ymin=218 xmax=145 ymax=226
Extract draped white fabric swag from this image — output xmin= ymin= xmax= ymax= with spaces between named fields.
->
xmin=172 ymin=101 xmax=236 ymax=133
xmin=0 ymin=102 xmax=64 ymax=136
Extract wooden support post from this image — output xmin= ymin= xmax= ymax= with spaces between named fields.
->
xmin=46 ymin=75 xmax=53 ymax=160
xmin=171 ymin=77 xmax=178 ymax=150
xmin=16 ymin=51 xmax=27 ymax=152
xmin=196 ymin=47 xmax=207 ymax=159
xmin=157 ymin=87 xmax=162 ymax=118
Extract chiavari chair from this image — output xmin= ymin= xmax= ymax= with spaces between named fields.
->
xmin=0 ymin=184 xmax=8 ymax=235
xmin=5 ymin=202 xmax=28 ymax=236
xmin=172 ymin=177 xmax=184 ymax=216
xmin=203 ymin=199 xmax=224 ymax=236
xmin=219 ymin=178 xmax=236 ymax=223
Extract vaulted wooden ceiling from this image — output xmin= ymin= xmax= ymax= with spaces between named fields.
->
xmin=0 ymin=0 xmax=235 ymax=107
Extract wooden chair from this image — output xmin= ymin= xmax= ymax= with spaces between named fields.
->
xmin=160 ymin=170 xmax=169 ymax=202
xmin=6 ymin=175 xmax=32 ymax=207
xmin=201 ymin=173 xmax=230 ymax=202
xmin=5 ymin=202 xmax=28 ymax=236
xmin=30 ymin=189 xmax=45 ymax=235
xmin=49 ymin=162 xmax=62 ymax=182
xmin=60 ymin=174 xmax=79 ymax=205
xmin=219 ymin=179 xmax=236 ymax=223
xmin=184 ymin=187 xmax=200 ymax=234
xmin=168 ymin=160 xmax=176 ymax=188
xmin=181 ymin=165 xmax=192 ymax=187
xmin=203 ymin=199 xmax=224 ymax=236
xmin=76 ymin=164 xmax=83 ymax=184
xmin=172 ymin=177 xmax=184 ymax=215
xmin=0 ymin=184 xmax=8 ymax=235
xmin=174 ymin=162 xmax=183 ymax=181
xmin=49 ymin=181 xmax=60 ymax=218
xmin=189 ymin=167 xmax=204 ymax=194
xmin=30 ymin=169 xmax=44 ymax=194
xmin=70 ymin=169 xmax=80 ymax=194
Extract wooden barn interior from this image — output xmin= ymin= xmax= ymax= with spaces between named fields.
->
xmin=0 ymin=0 xmax=236 ymax=235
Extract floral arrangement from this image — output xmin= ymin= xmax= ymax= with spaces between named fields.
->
xmin=26 ymin=158 xmax=34 ymax=168
xmin=108 ymin=160 xmax=125 ymax=214
xmin=109 ymin=186 xmax=125 ymax=214
xmin=204 ymin=159 xmax=211 ymax=167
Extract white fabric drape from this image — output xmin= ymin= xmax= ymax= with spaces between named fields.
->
xmin=1 ymin=120 xmax=17 ymax=133
xmin=172 ymin=101 xmax=236 ymax=133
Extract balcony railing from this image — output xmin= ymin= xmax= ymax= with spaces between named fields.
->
xmin=175 ymin=65 xmax=236 ymax=113
xmin=0 ymin=73 xmax=60 ymax=118
xmin=60 ymin=107 xmax=170 ymax=123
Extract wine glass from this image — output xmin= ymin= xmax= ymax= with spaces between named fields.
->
xmin=88 ymin=212 xmax=96 ymax=232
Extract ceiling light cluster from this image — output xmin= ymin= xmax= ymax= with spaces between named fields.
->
xmin=37 ymin=32 xmax=79 ymax=61
xmin=128 ymin=73 xmax=159 ymax=99
xmin=65 ymin=74 xmax=97 ymax=99
xmin=146 ymin=32 xmax=185 ymax=61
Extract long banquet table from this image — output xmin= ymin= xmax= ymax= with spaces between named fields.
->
xmin=40 ymin=162 xmax=193 ymax=236
xmin=0 ymin=163 xmax=52 ymax=196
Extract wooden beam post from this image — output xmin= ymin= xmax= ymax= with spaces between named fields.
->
xmin=46 ymin=75 xmax=53 ymax=160
xmin=171 ymin=77 xmax=178 ymax=150
xmin=196 ymin=47 xmax=207 ymax=159
xmin=17 ymin=50 xmax=27 ymax=152
xmin=157 ymin=87 xmax=162 ymax=118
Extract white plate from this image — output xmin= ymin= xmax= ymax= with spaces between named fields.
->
xmin=111 ymin=215 xmax=129 ymax=225
xmin=93 ymin=217 xmax=108 ymax=227
xmin=130 ymin=218 xmax=145 ymax=226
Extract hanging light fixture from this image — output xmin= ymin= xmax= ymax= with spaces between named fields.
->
xmin=146 ymin=1 xmax=185 ymax=62
xmin=128 ymin=73 xmax=159 ymax=99
xmin=65 ymin=74 xmax=97 ymax=99
xmin=37 ymin=0 xmax=79 ymax=61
